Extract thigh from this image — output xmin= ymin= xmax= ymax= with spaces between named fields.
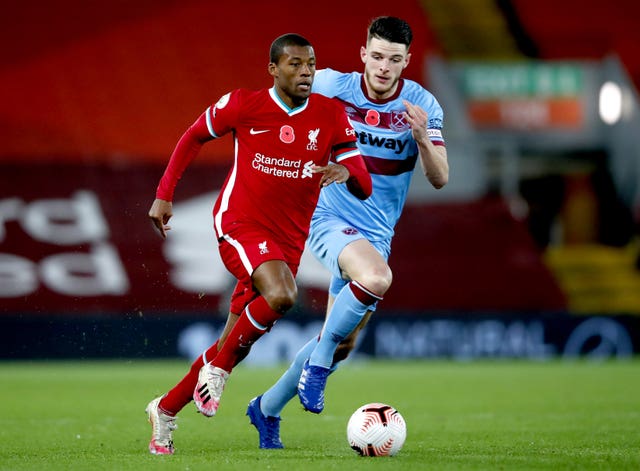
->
xmin=307 ymin=212 xmax=366 ymax=279
xmin=337 ymin=238 xmax=390 ymax=282
xmin=251 ymin=259 xmax=297 ymax=299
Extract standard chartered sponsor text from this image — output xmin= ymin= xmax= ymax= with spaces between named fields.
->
xmin=253 ymin=153 xmax=302 ymax=178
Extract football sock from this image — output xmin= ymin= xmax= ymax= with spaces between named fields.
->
xmin=159 ymin=340 xmax=219 ymax=415
xmin=309 ymin=281 xmax=381 ymax=368
xmin=212 ymin=296 xmax=281 ymax=372
xmin=260 ymin=336 xmax=318 ymax=418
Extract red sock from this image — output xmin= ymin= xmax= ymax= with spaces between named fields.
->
xmin=212 ymin=296 xmax=281 ymax=372
xmin=159 ymin=340 xmax=219 ymax=415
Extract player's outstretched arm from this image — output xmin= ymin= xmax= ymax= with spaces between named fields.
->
xmin=150 ymin=111 xmax=216 ymax=240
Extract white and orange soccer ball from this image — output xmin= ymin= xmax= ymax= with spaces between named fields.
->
xmin=346 ymin=403 xmax=407 ymax=457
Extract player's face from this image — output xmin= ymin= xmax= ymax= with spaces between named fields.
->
xmin=360 ymin=37 xmax=410 ymax=100
xmin=269 ymin=45 xmax=316 ymax=108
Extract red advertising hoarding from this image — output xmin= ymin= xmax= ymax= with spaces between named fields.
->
xmin=0 ymin=163 xmax=566 ymax=317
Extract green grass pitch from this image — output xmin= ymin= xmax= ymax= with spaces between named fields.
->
xmin=1 ymin=359 xmax=638 ymax=470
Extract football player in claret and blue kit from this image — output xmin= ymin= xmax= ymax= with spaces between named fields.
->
xmin=247 ymin=16 xmax=449 ymax=449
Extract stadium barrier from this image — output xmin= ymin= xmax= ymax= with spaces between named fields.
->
xmin=1 ymin=312 xmax=637 ymax=361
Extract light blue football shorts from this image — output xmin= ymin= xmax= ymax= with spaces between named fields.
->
xmin=307 ymin=210 xmax=391 ymax=308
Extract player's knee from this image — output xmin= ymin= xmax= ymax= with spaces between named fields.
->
xmin=358 ymin=264 xmax=392 ymax=296
xmin=263 ymin=285 xmax=297 ymax=313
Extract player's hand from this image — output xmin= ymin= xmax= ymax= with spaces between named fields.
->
xmin=148 ymin=198 xmax=173 ymax=239
xmin=402 ymin=100 xmax=429 ymax=142
xmin=312 ymin=164 xmax=349 ymax=188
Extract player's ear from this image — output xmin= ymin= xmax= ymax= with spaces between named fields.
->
xmin=268 ymin=62 xmax=278 ymax=78
xmin=403 ymin=52 xmax=411 ymax=69
xmin=360 ymin=46 xmax=367 ymax=64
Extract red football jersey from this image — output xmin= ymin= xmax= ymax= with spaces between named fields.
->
xmin=157 ymin=87 xmax=361 ymax=260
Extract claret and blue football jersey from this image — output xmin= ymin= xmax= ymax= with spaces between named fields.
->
xmin=312 ymin=68 xmax=445 ymax=242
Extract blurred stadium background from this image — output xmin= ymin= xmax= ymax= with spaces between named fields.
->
xmin=1 ymin=0 xmax=639 ymax=361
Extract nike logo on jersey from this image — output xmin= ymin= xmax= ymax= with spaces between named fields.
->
xmin=250 ymin=128 xmax=270 ymax=135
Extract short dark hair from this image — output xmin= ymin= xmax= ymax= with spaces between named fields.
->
xmin=269 ymin=33 xmax=312 ymax=63
xmin=367 ymin=16 xmax=413 ymax=47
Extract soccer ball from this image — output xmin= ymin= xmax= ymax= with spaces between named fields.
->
xmin=346 ymin=403 xmax=406 ymax=457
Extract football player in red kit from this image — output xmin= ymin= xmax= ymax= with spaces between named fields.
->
xmin=145 ymin=33 xmax=371 ymax=455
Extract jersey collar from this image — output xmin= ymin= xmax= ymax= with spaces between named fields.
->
xmin=269 ymin=87 xmax=309 ymax=116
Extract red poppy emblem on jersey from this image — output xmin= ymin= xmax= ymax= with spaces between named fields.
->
xmin=342 ymin=227 xmax=359 ymax=235
xmin=365 ymin=109 xmax=380 ymax=126
xmin=280 ymin=125 xmax=295 ymax=143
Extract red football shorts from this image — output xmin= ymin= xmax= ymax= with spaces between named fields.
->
xmin=218 ymin=222 xmax=300 ymax=314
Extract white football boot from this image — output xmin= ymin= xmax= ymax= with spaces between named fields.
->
xmin=193 ymin=364 xmax=230 ymax=417
xmin=145 ymin=397 xmax=177 ymax=455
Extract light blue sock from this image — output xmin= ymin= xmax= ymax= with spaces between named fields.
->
xmin=309 ymin=284 xmax=368 ymax=368
xmin=260 ymin=336 xmax=317 ymax=417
